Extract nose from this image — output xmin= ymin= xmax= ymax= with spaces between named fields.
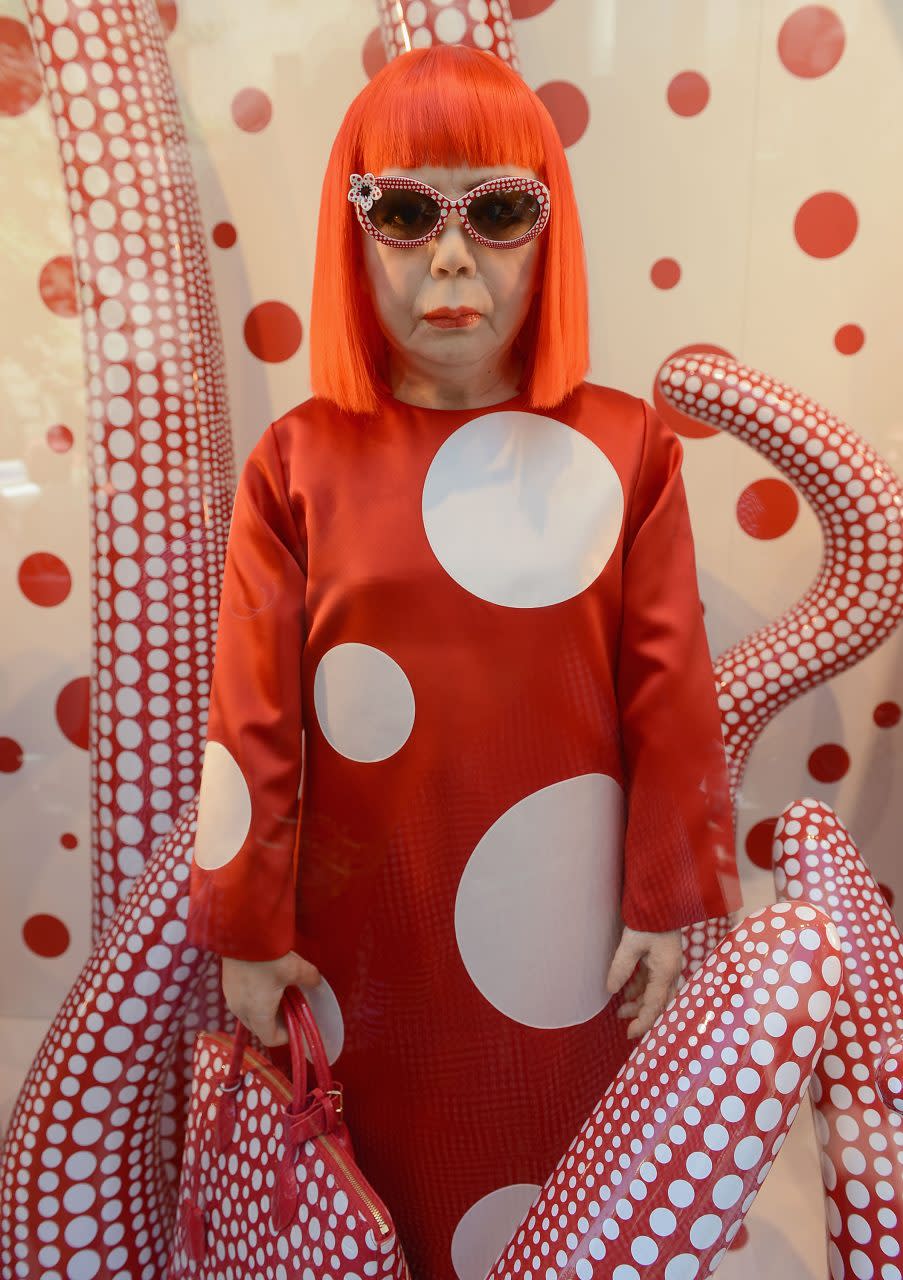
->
xmin=429 ymin=211 xmax=476 ymax=275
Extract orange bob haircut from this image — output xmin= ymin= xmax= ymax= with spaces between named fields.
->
xmin=309 ymin=44 xmax=590 ymax=417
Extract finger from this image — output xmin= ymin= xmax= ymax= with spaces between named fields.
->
xmin=627 ymin=970 xmax=672 ymax=1039
xmin=616 ymin=999 xmax=642 ymax=1019
xmin=606 ymin=935 xmax=644 ymax=995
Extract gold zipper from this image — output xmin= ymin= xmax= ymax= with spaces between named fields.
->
xmin=204 ymin=1031 xmax=392 ymax=1237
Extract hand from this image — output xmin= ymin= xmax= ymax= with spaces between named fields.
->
xmin=606 ymin=927 xmax=683 ymax=1041
xmin=221 ymin=950 xmax=322 ymax=1047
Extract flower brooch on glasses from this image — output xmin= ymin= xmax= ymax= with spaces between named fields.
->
xmin=348 ymin=172 xmax=382 ymax=213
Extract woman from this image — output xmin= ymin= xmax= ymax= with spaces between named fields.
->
xmin=187 ymin=43 xmax=741 ymax=1280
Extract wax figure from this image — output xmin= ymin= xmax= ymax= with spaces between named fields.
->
xmin=187 ymin=43 xmax=742 ymax=1279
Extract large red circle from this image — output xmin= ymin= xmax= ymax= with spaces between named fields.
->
xmin=23 ymin=913 xmax=70 ymax=958
xmin=534 ymin=81 xmax=590 ymax=149
xmin=56 ymin=676 xmax=90 ymax=750
xmin=18 ymin=551 xmax=72 ymax=607
xmin=232 ymin=87 xmax=273 ymax=133
xmin=778 ymin=6 xmax=845 ymax=78
xmin=667 ymin=71 xmax=710 ymax=117
xmin=745 ymin=817 xmax=779 ymax=871
xmin=0 ymin=16 xmax=43 ymax=117
xmin=736 ymin=478 xmax=800 ymax=540
xmin=794 ymin=192 xmax=858 ymax=258
xmin=808 ymin=742 xmax=850 ymax=783
xmin=0 ymin=738 xmax=24 ymax=773
xmin=39 ymin=254 xmax=78 ymax=317
xmin=244 ymin=301 xmax=303 ymax=363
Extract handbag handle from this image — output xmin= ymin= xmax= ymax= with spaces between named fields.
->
xmin=223 ymin=984 xmax=334 ymax=1112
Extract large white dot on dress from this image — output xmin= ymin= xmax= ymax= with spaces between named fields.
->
xmin=192 ymin=740 xmax=252 ymax=869
xmin=454 ymin=773 xmax=625 ymax=1028
xmin=422 ymin=411 xmax=624 ymax=608
xmin=450 ymin=1184 xmax=542 ymax=1280
xmin=313 ymin=643 xmax=415 ymax=762
xmin=299 ymin=977 xmax=345 ymax=1066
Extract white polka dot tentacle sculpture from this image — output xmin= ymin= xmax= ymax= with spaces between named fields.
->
xmin=1 ymin=0 xmax=239 ymax=1275
xmin=657 ymin=351 xmax=903 ymax=978
xmin=375 ymin=0 xmax=520 ymax=69
xmin=773 ymin=799 xmax=903 ymax=1279
xmin=481 ymin=903 xmax=843 ymax=1280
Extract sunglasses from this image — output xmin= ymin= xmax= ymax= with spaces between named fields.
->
xmin=348 ymin=172 xmax=551 ymax=249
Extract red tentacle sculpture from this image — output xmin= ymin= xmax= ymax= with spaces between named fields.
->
xmin=773 ymin=799 xmax=903 ymax=1278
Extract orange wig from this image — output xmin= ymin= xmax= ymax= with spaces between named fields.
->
xmin=308 ymin=44 xmax=590 ymax=416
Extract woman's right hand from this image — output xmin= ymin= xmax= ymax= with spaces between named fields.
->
xmin=221 ymin=951 xmax=322 ymax=1047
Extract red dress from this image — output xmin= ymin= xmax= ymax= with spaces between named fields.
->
xmin=187 ymin=378 xmax=741 ymax=1280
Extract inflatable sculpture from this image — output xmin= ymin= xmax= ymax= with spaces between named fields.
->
xmin=773 ymin=799 xmax=903 ymax=1278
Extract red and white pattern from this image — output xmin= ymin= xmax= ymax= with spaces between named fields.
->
xmin=375 ymin=0 xmax=520 ymax=72
xmin=773 ymin=798 xmax=903 ymax=1279
xmin=485 ymin=902 xmax=843 ymax=1280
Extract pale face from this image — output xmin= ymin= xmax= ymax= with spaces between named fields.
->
xmin=358 ymin=164 xmax=544 ymax=405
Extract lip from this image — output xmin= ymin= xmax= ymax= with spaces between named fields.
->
xmin=423 ymin=307 xmax=482 ymax=320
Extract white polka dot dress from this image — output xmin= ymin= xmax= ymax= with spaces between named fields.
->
xmin=187 ymin=378 xmax=742 ymax=1278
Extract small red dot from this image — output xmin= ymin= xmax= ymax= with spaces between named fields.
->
xmin=232 ymin=87 xmax=272 ymax=133
xmin=39 ymin=254 xmax=78 ymax=318
xmin=0 ymin=16 xmax=43 ymax=117
xmin=736 ymin=478 xmax=800 ymax=539
xmin=834 ymin=323 xmax=864 ymax=355
xmin=667 ymin=71 xmax=710 ymax=117
xmin=18 ymin=551 xmax=72 ymax=607
xmin=534 ymin=80 xmax=590 ymax=149
xmin=212 ymin=221 xmax=237 ymax=248
xmin=0 ymin=737 xmax=24 ymax=772
xmin=60 ymin=832 xmax=79 ymax=849
xmin=874 ymin=701 xmax=900 ymax=728
xmin=808 ymin=742 xmax=849 ymax=783
xmin=23 ymin=913 xmax=71 ymax=958
xmin=46 ymin=424 xmax=74 ymax=452
xmin=794 ymin=192 xmax=858 ymax=259
xmin=244 ymin=301 xmax=303 ymax=363
xmin=56 ymin=676 xmax=90 ymax=750
xmin=778 ymin=6 xmax=845 ymax=78
xmin=878 ymin=882 xmax=896 ymax=909
xmin=651 ymin=258 xmax=681 ymax=290
xmin=745 ymin=817 xmax=779 ymax=871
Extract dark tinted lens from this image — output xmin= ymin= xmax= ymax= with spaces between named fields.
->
xmin=367 ymin=189 xmax=441 ymax=241
xmin=468 ymin=188 xmax=541 ymax=241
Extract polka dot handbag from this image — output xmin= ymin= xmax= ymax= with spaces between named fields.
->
xmin=167 ymin=983 xmax=412 ymax=1279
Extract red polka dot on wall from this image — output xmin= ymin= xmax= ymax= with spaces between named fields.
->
xmin=18 ymin=552 xmax=72 ymax=607
xmin=363 ymin=26 xmax=388 ymax=80
xmin=874 ymin=701 xmax=900 ymax=728
xmin=0 ymin=737 xmax=24 ymax=773
xmin=23 ymin=913 xmax=70 ymax=959
xmin=834 ymin=323 xmax=864 ymax=355
xmin=808 ymin=742 xmax=850 ymax=783
xmin=60 ymin=833 xmax=79 ymax=850
xmin=653 ymin=343 xmax=736 ymax=440
xmin=879 ymin=882 xmax=896 ymax=910
xmin=745 ymin=816 xmax=779 ymax=871
xmin=0 ymin=16 xmax=42 ymax=117
xmin=667 ymin=71 xmax=710 ymax=117
xmin=650 ymin=258 xmax=681 ymax=290
xmin=534 ymin=81 xmax=589 ymax=148
xmin=244 ymin=301 xmax=303 ymax=363
xmin=212 ymin=222 xmax=238 ymax=249
xmin=46 ymin=424 xmax=74 ymax=453
xmin=778 ymin=5 xmax=845 ymax=78
xmin=38 ymin=255 xmax=78 ymax=318
xmin=56 ymin=677 xmax=90 ymax=751
xmin=232 ymin=87 xmax=273 ymax=133
xmin=156 ymin=0 xmax=178 ymax=36
xmin=794 ymin=192 xmax=858 ymax=258
xmin=736 ymin=478 xmax=800 ymax=539
xmin=509 ymin=0 xmax=558 ymax=16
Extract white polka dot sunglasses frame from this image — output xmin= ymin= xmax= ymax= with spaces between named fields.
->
xmin=347 ymin=171 xmax=551 ymax=249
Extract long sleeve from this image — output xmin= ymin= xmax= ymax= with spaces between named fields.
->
xmin=616 ymin=400 xmax=742 ymax=932
xmin=187 ymin=423 xmax=307 ymax=960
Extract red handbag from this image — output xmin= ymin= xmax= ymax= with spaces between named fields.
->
xmin=168 ymin=984 xmax=412 ymax=1279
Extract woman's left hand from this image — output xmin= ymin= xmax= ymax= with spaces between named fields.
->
xmin=606 ymin=926 xmax=683 ymax=1040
